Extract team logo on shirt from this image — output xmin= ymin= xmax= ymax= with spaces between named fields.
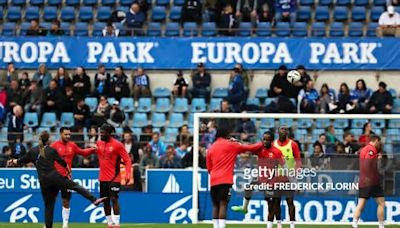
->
xmin=109 ymin=146 xmax=113 ymax=152
xmin=368 ymin=150 xmax=374 ymax=156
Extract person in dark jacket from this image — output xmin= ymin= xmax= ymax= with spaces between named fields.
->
xmin=48 ymin=20 xmax=65 ymax=36
xmin=19 ymin=72 xmax=31 ymax=92
xmin=181 ymin=146 xmax=206 ymax=168
xmin=61 ymin=86 xmax=76 ymax=113
xmin=268 ymin=65 xmax=298 ymax=98
xmin=26 ymin=19 xmax=47 ymax=36
xmin=72 ymin=67 xmax=91 ymax=99
xmin=159 ymin=145 xmax=181 ymax=169
xmin=6 ymin=80 xmax=23 ymax=110
xmin=93 ymin=64 xmax=112 ymax=98
xmin=368 ymin=81 xmax=393 ymax=114
xmin=111 ymin=66 xmax=130 ymax=101
xmin=125 ymin=3 xmax=146 ymax=35
xmin=42 ymin=80 xmax=63 ymax=116
xmin=23 ymin=80 xmax=43 ymax=116
xmin=227 ymin=67 xmax=245 ymax=112
xmin=191 ymin=63 xmax=211 ymax=99
xmin=219 ymin=4 xmax=237 ymax=36
xmin=181 ymin=0 xmax=202 ymax=24
xmin=54 ymin=67 xmax=72 ymax=92
xmin=106 ymin=100 xmax=126 ymax=128
xmin=7 ymin=105 xmax=25 ymax=146
xmin=73 ymin=99 xmax=91 ymax=129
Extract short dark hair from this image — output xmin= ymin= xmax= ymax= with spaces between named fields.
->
xmin=263 ymin=131 xmax=274 ymax=139
xmin=378 ymin=81 xmax=387 ymax=89
xmin=60 ymin=127 xmax=70 ymax=133
xmin=215 ymin=119 xmax=234 ymax=139
xmin=52 ymin=19 xmax=60 ymax=27
xmin=319 ymin=133 xmax=326 ymax=138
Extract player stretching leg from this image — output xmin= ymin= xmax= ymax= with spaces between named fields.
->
xmin=352 ymin=135 xmax=385 ymax=228
xmin=51 ymin=127 xmax=97 ymax=228
xmin=207 ymin=119 xmax=263 ymax=228
xmin=97 ymin=124 xmax=132 ymax=228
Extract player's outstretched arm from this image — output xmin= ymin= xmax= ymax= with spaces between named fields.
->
xmin=73 ymin=142 xmax=97 ymax=157
xmin=233 ymin=141 xmax=263 ymax=154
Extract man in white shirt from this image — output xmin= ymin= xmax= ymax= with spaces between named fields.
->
xmin=378 ymin=5 xmax=400 ymax=36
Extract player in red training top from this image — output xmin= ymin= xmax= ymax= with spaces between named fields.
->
xmin=97 ymin=124 xmax=132 ymax=228
xmin=51 ymin=127 xmax=97 ymax=228
xmin=206 ymin=119 xmax=263 ymax=228
xmin=352 ymin=134 xmax=385 ymax=228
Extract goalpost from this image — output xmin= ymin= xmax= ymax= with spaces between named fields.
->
xmin=192 ymin=113 xmax=400 ymax=225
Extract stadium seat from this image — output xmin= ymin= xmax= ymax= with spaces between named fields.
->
xmin=24 ymin=112 xmax=39 ymax=128
xmin=191 ymin=98 xmax=207 ymax=112
xmin=212 ymin=88 xmax=228 ymax=98
xmin=173 ymin=98 xmax=189 ymax=113
xmin=11 ymin=0 xmax=25 ymax=6
xmin=119 ymin=0 xmax=133 ymax=6
xmin=319 ymin=0 xmax=333 ymax=6
xmin=169 ymin=113 xmax=184 ymax=128
xmin=131 ymin=127 xmax=142 ymax=139
xmin=74 ymin=22 xmax=89 ymax=36
xmin=371 ymin=6 xmax=385 ymax=21
xmin=354 ymin=0 xmax=369 ymax=5
xmin=25 ymin=6 xmax=40 ymax=21
xmin=389 ymin=119 xmax=400 ymax=128
xmin=255 ymin=88 xmax=268 ymax=99
xmin=295 ymin=129 xmax=308 ymax=143
xmin=61 ymin=7 xmax=76 ymax=22
xmin=173 ymin=0 xmax=184 ymax=6
xmin=312 ymin=129 xmax=325 ymax=141
xmin=279 ymin=118 xmax=293 ymax=128
xmin=79 ymin=7 xmax=93 ymax=22
xmin=260 ymin=118 xmax=275 ymax=129
xmin=202 ymin=22 xmax=217 ymax=37
xmin=209 ymin=98 xmax=222 ymax=112
xmin=115 ymin=6 xmax=129 ymax=13
xmin=41 ymin=22 xmax=51 ymax=31
xmin=297 ymin=6 xmax=312 ymax=22
xmin=316 ymin=118 xmax=330 ymax=129
xmin=183 ymin=22 xmax=198 ymax=37
xmin=152 ymin=113 xmax=166 ymax=128
xmin=2 ymin=22 xmax=17 ymax=36
xmin=333 ymin=119 xmax=349 ymax=129
xmin=107 ymin=97 xmax=116 ymax=105
xmin=366 ymin=22 xmax=378 ymax=37
xmin=348 ymin=22 xmax=364 ymax=37
xmin=292 ymin=22 xmax=308 ymax=37
xmin=61 ymin=22 xmax=71 ymax=36
xmin=312 ymin=22 xmax=326 ymax=37
xmin=93 ymin=22 xmax=106 ymax=36
xmin=83 ymin=0 xmax=97 ymax=6
xmin=334 ymin=7 xmax=349 ymax=21
xmin=137 ymin=97 xmax=152 ymax=113
xmin=60 ymin=113 xmax=75 ymax=127
xmin=47 ymin=0 xmax=62 ymax=6
xmin=336 ymin=0 xmax=351 ymax=6
xmin=275 ymin=22 xmax=291 ymax=37
xmin=155 ymin=98 xmax=170 ymax=113
xmin=156 ymin=0 xmax=169 ymax=6
xmin=7 ymin=7 xmax=21 ymax=22
xmin=265 ymin=98 xmax=275 ymax=106
xmin=246 ymin=98 xmax=260 ymax=106
xmin=133 ymin=113 xmax=148 ymax=128
xmin=330 ymin=22 xmax=345 ymax=37
xmin=66 ymin=0 xmax=79 ymax=7
xmin=153 ymin=87 xmax=171 ymax=98
xmin=120 ymin=97 xmax=134 ymax=113
xmin=352 ymin=119 xmax=368 ymax=128
xmin=300 ymin=0 xmax=314 ymax=6
xmin=19 ymin=22 xmax=31 ymax=36
xmin=392 ymin=99 xmax=400 ymax=113
xmin=0 ymin=6 xmax=3 ymax=20
xmin=256 ymin=22 xmax=272 ymax=37
xmin=102 ymin=0 xmax=116 ymax=6
xmin=351 ymin=128 xmax=363 ymax=137
xmin=165 ymin=127 xmax=179 ymax=138
xmin=169 ymin=6 xmax=182 ymax=21
xmin=238 ymin=22 xmax=252 ymax=36
xmin=315 ymin=7 xmax=330 ymax=22
xmin=371 ymin=119 xmax=385 ymax=129
xmin=85 ymin=97 xmax=98 ymax=112
xmin=151 ymin=6 xmax=167 ymax=22
xmin=352 ymin=7 xmax=366 ymax=21
xmin=389 ymin=88 xmax=397 ymax=98
xmin=40 ymin=113 xmax=57 ymax=128
xmin=373 ymin=0 xmax=386 ymax=6
xmin=36 ymin=127 xmax=51 ymax=136
xmin=165 ymin=22 xmax=180 ymax=37
xmin=297 ymin=119 xmax=313 ymax=129
xmin=43 ymin=7 xmax=58 ymax=22
xmin=147 ymin=22 xmax=162 ymax=36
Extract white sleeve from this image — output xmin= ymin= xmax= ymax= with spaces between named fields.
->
xmin=297 ymin=89 xmax=305 ymax=113
xmin=378 ymin=13 xmax=385 ymax=26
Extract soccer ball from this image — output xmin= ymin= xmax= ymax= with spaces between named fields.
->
xmin=287 ymin=70 xmax=301 ymax=84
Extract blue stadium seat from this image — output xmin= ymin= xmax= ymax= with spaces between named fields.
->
xmin=336 ymin=0 xmax=351 ymax=6
xmin=352 ymin=119 xmax=368 ymax=128
xmin=169 ymin=6 xmax=182 ymax=21
xmin=102 ymin=0 xmax=116 ymax=6
xmin=43 ymin=7 xmax=58 ymax=22
xmin=238 ymin=22 xmax=252 ymax=36
xmin=19 ymin=22 xmax=31 ymax=36
xmin=60 ymin=113 xmax=75 ymax=127
xmin=165 ymin=127 xmax=179 ymax=137
xmin=151 ymin=6 xmax=167 ymax=22
xmin=183 ymin=22 xmax=198 ymax=37
xmin=155 ymin=98 xmax=170 ymax=113
xmin=66 ymin=0 xmax=79 ymax=7
xmin=295 ymin=129 xmax=308 ymax=143
xmin=93 ymin=22 xmax=105 ymax=36
xmin=115 ymin=6 xmax=129 ymax=13
xmin=0 ymin=0 xmax=6 ymax=6
xmin=298 ymin=119 xmax=313 ymax=129
xmin=191 ymin=98 xmax=207 ymax=112
xmin=316 ymin=118 xmax=330 ymax=128
xmin=79 ymin=7 xmax=93 ymax=21
xmin=131 ymin=127 xmax=142 ymax=139
xmin=371 ymin=119 xmax=385 ymax=129
xmin=387 ymin=128 xmax=400 ymax=141
xmin=24 ymin=112 xmax=39 ymax=128
xmin=276 ymin=22 xmax=291 ymax=37
xmin=75 ymin=22 xmax=88 ymax=36
xmin=392 ymin=99 xmax=400 ymax=113
xmin=156 ymin=0 xmax=169 ymax=6
xmin=61 ymin=7 xmax=76 ymax=22
xmin=119 ymin=0 xmax=133 ymax=6
xmin=334 ymin=7 xmax=349 ymax=21
xmin=85 ymin=97 xmax=98 ymax=112
xmin=147 ymin=22 xmax=162 ymax=36
xmin=312 ymin=129 xmax=325 ymax=141
xmin=366 ymin=22 xmax=378 ymax=37
xmin=300 ymin=0 xmax=314 ymax=6
xmin=47 ymin=0 xmax=61 ymax=6
xmin=389 ymin=119 xmax=400 ymax=128
xmin=352 ymin=7 xmax=366 ymax=21
xmin=333 ymin=119 xmax=349 ymax=129
xmin=371 ymin=6 xmax=385 ymax=21
xmin=61 ymin=22 xmax=71 ymax=36
xmin=40 ymin=113 xmax=57 ymax=128
xmin=133 ymin=113 xmax=148 ymax=128
xmin=348 ymin=22 xmax=364 ymax=37
xmin=256 ymin=22 xmax=272 ymax=37
xmin=354 ymin=0 xmax=369 ymax=6
xmin=351 ymin=128 xmax=363 ymax=137
xmin=173 ymin=0 xmax=184 ymax=6
xmin=120 ymin=97 xmax=134 ymax=113
xmin=187 ymin=113 xmax=194 ymax=127
xmin=83 ymin=0 xmax=97 ymax=6
xmin=389 ymin=88 xmax=397 ymax=98
xmin=373 ymin=0 xmax=386 ymax=6
xmin=153 ymin=87 xmax=171 ymax=98
xmin=173 ymin=98 xmax=189 ymax=113
xmin=319 ymin=0 xmax=333 ymax=6
xmin=315 ymin=6 xmax=330 ymax=21
xmin=292 ymin=22 xmax=308 ymax=37
xmin=260 ymin=118 xmax=275 ymax=129
xmin=312 ymin=22 xmax=326 ymax=37
xmin=279 ymin=118 xmax=293 ymax=127
xmin=169 ymin=113 xmax=184 ymax=128
xmin=265 ymin=98 xmax=275 ymax=106
xmin=246 ymin=98 xmax=260 ymax=106
xmin=97 ymin=7 xmax=112 ymax=22
xmin=297 ymin=6 xmax=312 ymax=22
xmin=25 ymin=6 xmax=40 ymax=21
xmin=330 ymin=22 xmax=345 ymax=37
xmin=255 ymin=88 xmax=268 ymax=99
xmin=36 ymin=127 xmax=51 ymax=137
xmin=209 ymin=98 xmax=222 ymax=112
xmin=41 ymin=22 xmax=51 ymax=31
xmin=212 ymin=88 xmax=228 ymax=98
xmin=7 ymin=7 xmax=21 ymax=22
xmin=2 ymin=22 xmax=17 ymax=36
xmin=137 ymin=97 xmax=152 ymax=113
xmin=165 ymin=22 xmax=180 ymax=37
xmin=202 ymin=22 xmax=217 ymax=37
xmin=152 ymin=113 xmax=166 ymax=128
xmin=107 ymin=98 xmax=116 ymax=105
xmin=11 ymin=0 xmax=25 ymax=6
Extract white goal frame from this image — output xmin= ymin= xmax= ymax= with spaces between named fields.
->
xmin=192 ymin=113 xmax=400 ymax=224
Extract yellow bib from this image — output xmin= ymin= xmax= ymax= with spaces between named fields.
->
xmin=274 ymin=139 xmax=295 ymax=169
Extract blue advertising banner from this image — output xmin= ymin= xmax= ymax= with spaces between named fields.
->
xmin=0 ymin=37 xmax=399 ymax=70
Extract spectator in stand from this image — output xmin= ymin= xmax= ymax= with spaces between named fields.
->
xmin=93 ymin=64 xmax=112 ymax=98
xmin=227 ymin=67 xmax=245 ymax=112
xmin=125 ymin=3 xmax=146 ymax=35
xmin=275 ymin=0 xmax=296 ymax=22
xmin=6 ymin=80 xmax=23 ymax=111
xmin=173 ymin=71 xmax=189 ymax=98
xmin=295 ymin=65 xmax=311 ymax=88
xmin=19 ymin=72 xmax=31 ymax=92
xmin=26 ymin=19 xmax=47 ymax=36
xmin=72 ymin=66 xmax=91 ymax=99
xmin=79 ymin=157 xmax=95 ymax=168
xmin=175 ymin=138 xmax=189 ymax=158
xmin=102 ymin=23 xmax=120 ymax=37
xmin=326 ymin=125 xmax=339 ymax=144
xmin=23 ymin=80 xmax=43 ymax=116
xmin=176 ymin=125 xmax=193 ymax=144
xmin=159 ymin=145 xmax=181 ymax=169
xmin=378 ymin=5 xmax=400 ymax=37
xmin=229 ymin=63 xmax=251 ymax=97
xmin=0 ymin=63 xmax=18 ymax=90
xmin=7 ymin=105 xmax=25 ymax=146
xmin=149 ymin=132 xmax=167 ymax=157
xmin=181 ymin=0 xmax=202 ymax=24
xmin=335 ymin=83 xmax=353 ymax=114
xmin=92 ymin=95 xmax=110 ymax=126
xmin=191 ymin=63 xmax=211 ymax=99
xmin=139 ymin=125 xmax=153 ymax=146
xmin=236 ymin=115 xmax=257 ymax=142
xmin=134 ymin=0 xmax=149 ymax=15
xmin=219 ymin=4 xmax=237 ymax=36
xmin=310 ymin=142 xmax=328 ymax=170
xmin=48 ymin=20 xmax=64 ymax=36
xmin=140 ymin=144 xmax=159 ymax=175
xmin=297 ymin=80 xmax=319 ymax=113
xmin=60 ymin=86 xmax=76 ymax=113
xmin=11 ymin=136 xmax=26 ymax=159
xmin=106 ymin=100 xmax=126 ymax=128
xmin=111 ymin=66 xmax=130 ymax=101
xmin=343 ymin=131 xmax=361 ymax=154
xmin=54 ymin=67 xmax=72 ymax=92
xmin=123 ymin=130 xmax=140 ymax=164
xmin=315 ymin=133 xmax=328 ymax=153
xmin=73 ymin=98 xmax=91 ymax=129
xmin=32 ymin=64 xmax=52 ymax=89
xmin=258 ymin=3 xmax=274 ymax=22
xmin=42 ymin=80 xmax=63 ymax=117
xmin=352 ymin=79 xmax=371 ymax=114
xmin=217 ymin=99 xmax=233 ymax=113
xmin=181 ymin=146 xmax=206 ymax=168
xmin=236 ymin=0 xmax=258 ymax=23
xmin=318 ymin=83 xmax=336 ymax=113
xmin=268 ymin=65 xmax=298 ymax=98
xmin=204 ymin=0 xmax=218 ymax=22
xmin=359 ymin=122 xmax=374 ymax=147
xmin=132 ymin=67 xmax=151 ymax=103
xmin=86 ymin=126 xmax=99 ymax=148
xmin=0 ymin=146 xmax=13 ymax=167
xmin=368 ymin=82 xmax=393 ymax=114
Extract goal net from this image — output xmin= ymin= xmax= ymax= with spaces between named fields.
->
xmin=192 ymin=113 xmax=400 ymax=225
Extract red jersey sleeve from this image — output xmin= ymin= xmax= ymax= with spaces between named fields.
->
xmin=291 ymin=140 xmax=302 ymax=169
xmin=206 ymin=152 xmax=212 ymax=173
xmin=232 ymin=142 xmax=263 ymax=154
xmin=72 ymin=142 xmax=96 ymax=157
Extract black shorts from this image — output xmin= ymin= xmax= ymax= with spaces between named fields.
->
xmin=60 ymin=188 xmax=72 ymax=200
xmin=100 ymin=181 xmax=121 ymax=198
xmin=359 ymin=185 xmax=384 ymax=199
xmin=210 ymin=184 xmax=232 ymax=204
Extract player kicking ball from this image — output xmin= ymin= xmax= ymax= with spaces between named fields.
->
xmin=352 ymin=135 xmax=385 ymax=228
xmin=206 ymin=119 xmax=263 ymax=228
